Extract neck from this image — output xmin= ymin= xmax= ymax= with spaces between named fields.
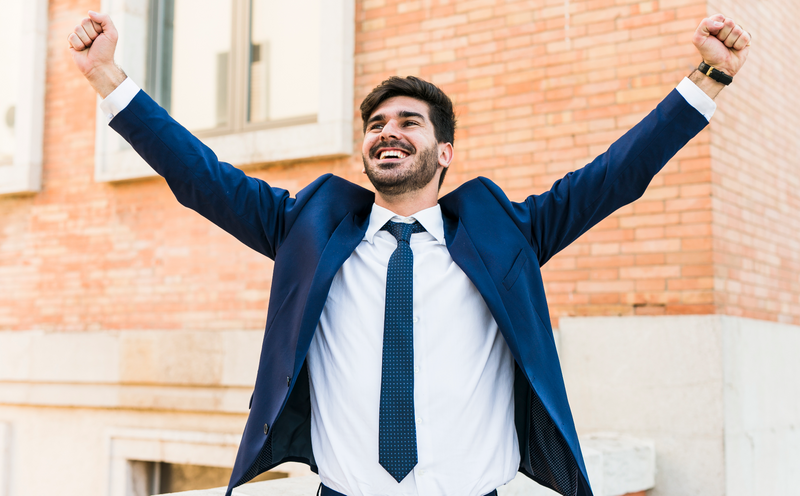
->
xmin=375 ymin=187 xmax=439 ymax=217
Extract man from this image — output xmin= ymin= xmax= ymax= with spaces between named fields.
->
xmin=69 ymin=11 xmax=750 ymax=496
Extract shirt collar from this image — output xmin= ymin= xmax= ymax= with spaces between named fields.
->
xmin=364 ymin=203 xmax=446 ymax=245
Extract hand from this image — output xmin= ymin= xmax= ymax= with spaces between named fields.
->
xmin=693 ymin=14 xmax=751 ymax=78
xmin=68 ymin=11 xmax=126 ymax=97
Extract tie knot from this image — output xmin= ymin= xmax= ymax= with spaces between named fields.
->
xmin=382 ymin=220 xmax=425 ymax=243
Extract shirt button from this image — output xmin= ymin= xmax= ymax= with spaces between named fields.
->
xmin=418 ymin=469 xmax=426 ymax=476
xmin=416 ymin=417 xmax=423 ymax=424
xmin=413 ymin=316 xmax=420 ymax=324
xmin=414 ymin=365 xmax=420 ymax=374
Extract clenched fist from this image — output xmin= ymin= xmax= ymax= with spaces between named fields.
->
xmin=68 ymin=11 xmax=126 ymax=98
xmin=693 ymin=14 xmax=751 ymax=78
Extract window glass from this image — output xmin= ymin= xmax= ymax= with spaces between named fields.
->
xmin=249 ymin=0 xmax=320 ymax=123
xmin=147 ymin=0 xmax=233 ymax=131
xmin=95 ymin=0 xmax=351 ymax=183
xmin=0 ymin=0 xmax=21 ymax=165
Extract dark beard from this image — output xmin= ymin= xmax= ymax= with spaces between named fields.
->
xmin=362 ymin=144 xmax=439 ymax=197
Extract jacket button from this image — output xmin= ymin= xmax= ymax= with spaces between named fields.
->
xmin=287 ymin=376 xmax=291 ymax=387
xmin=263 ymin=424 xmax=269 ymax=435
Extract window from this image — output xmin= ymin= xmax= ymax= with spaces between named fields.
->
xmin=95 ymin=0 xmax=354 ymax=182
xmin=0 ymin=0 xmax=47 ymax=195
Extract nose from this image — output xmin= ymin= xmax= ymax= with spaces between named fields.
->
xmin=379 ymin=119 xmax=401 ymax=140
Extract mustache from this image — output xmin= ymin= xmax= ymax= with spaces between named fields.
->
xmin=369 ymin=140 xmax=415 ymax=158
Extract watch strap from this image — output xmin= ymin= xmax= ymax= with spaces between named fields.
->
xmin=698 ymin=61 xmax=733 ymax=85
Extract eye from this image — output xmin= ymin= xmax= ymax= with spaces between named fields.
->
xmin=368 ymin=123 xmax=383 ymax=131
xmin=403 ymin=120 xmax=419 ymax=127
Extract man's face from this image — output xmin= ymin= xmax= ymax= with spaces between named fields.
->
xmin=361 ymin=96 xmax=449 ymax=196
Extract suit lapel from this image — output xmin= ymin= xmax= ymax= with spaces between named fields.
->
xmin=292 ymin=211 xmax=370 ymax=375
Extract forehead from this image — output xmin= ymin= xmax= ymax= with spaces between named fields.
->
xmin=369 ymin=96 xmax=430 ymax=121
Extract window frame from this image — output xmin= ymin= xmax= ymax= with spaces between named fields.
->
xmin=0 ymin=0 xmax=48 ymax=196
xmin=105 ymin=427 xmax=312 ymax=496
xmin=95 ymin=0 xmax=354 ymax=183
xmin=105 ymin=428 xmax=240 ymax=496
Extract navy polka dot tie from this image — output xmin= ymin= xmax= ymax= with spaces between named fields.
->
xmin=379 ymin=220 xmax=426 ymax=483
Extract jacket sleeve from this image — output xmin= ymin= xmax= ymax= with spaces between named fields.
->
xmin=509 ymin=89 xmax=709 ymax=266
xmin=109 ymin=90 xmax=313 ymax=260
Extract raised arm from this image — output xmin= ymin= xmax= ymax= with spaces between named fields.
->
xmin=67 ymin=12 xmax=300 ymax=259
xmin=518 ymin=15 xmax=751 ymax=265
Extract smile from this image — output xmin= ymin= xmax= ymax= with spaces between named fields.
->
xmin=378 ymin=149 xmax=409 ymax=160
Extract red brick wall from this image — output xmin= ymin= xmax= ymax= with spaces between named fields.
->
xmin=359 ymin=0 xmax=716 ymax=325
xmin=708 ymin=0 xmax=800 ymax=325
xmin=0 ymin=0 xmax=794 ymax=331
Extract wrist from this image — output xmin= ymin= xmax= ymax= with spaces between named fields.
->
xmin=689 ymin=69 xmax=725 ymax=100
xmin=698 ymin=61 xmax=735 ymax=84
xmin=86 ymin=63 xmax=127 ymax=99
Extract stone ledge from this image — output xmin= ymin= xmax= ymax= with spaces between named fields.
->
xmin=0 ymin=330 xmax=262 ymax=413
xmin=162 ymin=433 xmax=655 ymax=496
xmin=0 ymin=381 xmax=252 ymax=414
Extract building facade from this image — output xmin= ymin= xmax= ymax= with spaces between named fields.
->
xmin=1 ymin=0 xmax=799 ymax=495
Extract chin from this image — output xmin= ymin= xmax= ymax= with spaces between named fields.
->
xmin=362 ymin=146 xmax=438 ymax=195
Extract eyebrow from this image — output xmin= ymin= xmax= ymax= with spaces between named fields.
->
xmin=367 ymin=110 xmax=427 ymax=126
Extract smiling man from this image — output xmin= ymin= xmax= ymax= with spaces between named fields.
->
xmin=361 ymin=84 xmax=454 ymax=214
xmin=69 ymin=10 xmax=750 ymax=496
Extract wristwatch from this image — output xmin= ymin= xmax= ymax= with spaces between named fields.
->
xmin=698 ymin=61 xmax=733 ymax=86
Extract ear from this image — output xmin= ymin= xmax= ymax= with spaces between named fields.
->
xmin=438 ymin=142 xmax=454 ymax=169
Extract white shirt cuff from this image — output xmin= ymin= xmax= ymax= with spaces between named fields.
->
xmin=676 ymin=77 xmax=716 ymax=121
xmin=99 ymin=77 xmax=141 ymax=121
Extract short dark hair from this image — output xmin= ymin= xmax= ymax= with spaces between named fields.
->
xmin=360 ymin=76 xmax=456 ymax=188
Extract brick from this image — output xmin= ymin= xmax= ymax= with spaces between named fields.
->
xmin=621 ymin=239 xmax=682 ymax=253
xmin=576 ymin=281 xmax=636 ymax=293
xmin=634 ymin=226 xmax=666 ymax=240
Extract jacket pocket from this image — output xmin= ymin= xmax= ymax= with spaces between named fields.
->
xmin=502 ymin=249 xmax=528 ymax=291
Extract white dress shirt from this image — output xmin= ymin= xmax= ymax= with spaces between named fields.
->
xmin=308 ymin=204 xmax=519 ymax=496
xmin=99 ymin=77 xmax=717 ymax=496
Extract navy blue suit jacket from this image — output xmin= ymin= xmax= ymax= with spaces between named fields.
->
xmin=110 ymin=88 xmax=707 ymax=496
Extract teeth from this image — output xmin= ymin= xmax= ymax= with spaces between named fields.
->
xmin=379 ymin=150 xmax=408 ymax=160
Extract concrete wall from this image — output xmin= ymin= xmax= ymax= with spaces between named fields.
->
xmin=721 ymin=317 xmax=800 ymax=496
xmin=559 ymin=315 xmax=800 ymax=496
xmin=2 ymin=316 xmax=797 ymax=495
xmin=0 ymin=329 xmax=250 ymax=496
xmin=0 ymin=329 xmax=314 ymax=496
